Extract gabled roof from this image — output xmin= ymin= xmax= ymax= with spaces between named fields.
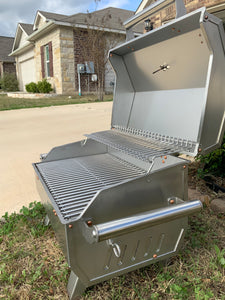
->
xmin=61 ymin=7 xmax=143 ymax=32
xmin=19 ymin=23 xmax=34 ymax=36
xmin=11 ymin=23 xmax=34 ymax=55
xmin=11 ymin=7 xmax=144 ymax=56
xmin=33 ymin=10 xmax=68 ymax=30
xmin=38 ymin=10 xmax=68 ymax=21
xmin=0 ymin=36 xmax=15 ymax=62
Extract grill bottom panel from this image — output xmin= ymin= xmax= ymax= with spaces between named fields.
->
xmin=36 ymin=153 xmax=146 ymax=222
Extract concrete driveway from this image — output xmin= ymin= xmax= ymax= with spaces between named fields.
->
xmin=0 ymin=102 xmax=112 ymax=216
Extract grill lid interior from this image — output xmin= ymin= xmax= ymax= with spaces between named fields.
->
xmin=109 ymin=8 xmax=225 ymax=155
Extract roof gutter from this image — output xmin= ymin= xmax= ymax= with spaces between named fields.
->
xmin=27 ymin=20 xmax=56 ymax=41
xmin=53 ymin=20 xmax=141 ymax=36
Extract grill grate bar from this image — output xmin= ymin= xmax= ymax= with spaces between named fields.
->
xmin=86 ymin=130 xmax=178 ymax=162
xmin=36 ymin=153 xmax=146 ymax=222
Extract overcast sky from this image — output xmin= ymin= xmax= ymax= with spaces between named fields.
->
xmin=0 ymin=0 xmax=141 ymax=37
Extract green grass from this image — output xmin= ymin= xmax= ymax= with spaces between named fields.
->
xmin=0 ymin=202 xmax=224 ymax=299
xmin=0 ymin=93 xmax=113 ymax=111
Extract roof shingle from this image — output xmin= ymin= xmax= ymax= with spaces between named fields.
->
xmin=19 ymin=23 xmax=34 ymax=36
xmin=0 ymin=36 xmax=15 ymax=62
xmin=39 ymin=10 xmax=68 ymax=22
xmin=61 ymin=7 xmax=143 ymax=33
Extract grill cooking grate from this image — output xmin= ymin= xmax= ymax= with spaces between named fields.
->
xmin=86 ymin=130 xmax=179 ymax=161
xmin=36 ymin=153 xmax=146 ymax=222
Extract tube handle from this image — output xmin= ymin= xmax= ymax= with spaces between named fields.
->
xmin=83 ymin=199 xmax=202 ymax=244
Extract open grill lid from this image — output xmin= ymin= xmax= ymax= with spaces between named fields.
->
xmin=109 ymin=8 xmax=225 ymax=156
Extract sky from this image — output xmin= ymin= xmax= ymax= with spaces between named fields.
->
xmin=0 ymin=0 xmax=141 ymax=37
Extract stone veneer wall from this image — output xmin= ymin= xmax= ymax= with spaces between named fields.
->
xmin=35 ymin=28 xmax=62 ymax=93
xmin=149 ymin=0 xmax=225 ymax=28
xmin=59 ymin=27 xmax=75 ymax=94
xmin=35 ymin=26 xmax=75 ymax=94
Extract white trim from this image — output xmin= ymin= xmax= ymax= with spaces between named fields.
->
xmin=12 ymin=23 xmax=30 ymax=52
xmin=136 ymin=0 xmax=154 ymax=14
xmin=28 ymin=19 xmax=141 ymax=42
xmin=9 ymin=41 xmax=34 ymax=56
xmin=27 ymin=21 xmax=55 ymax=41
xmin=33 ymin=11 xmax=47 ymax=31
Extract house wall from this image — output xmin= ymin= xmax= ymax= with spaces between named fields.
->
xmin=59 ymin=27 xmax=75 ymax=94
xmin=0 ymin=62 xmax=3 ymax=77
xmin=73 ymin=29 xmax=98 ymax=94
xmin=2 ymin=62 xmax=16 ymax=75
xmin=35 ymin=28 xmax=62 ymax=93
xmin=73 ymin=29 xmax=125 ymax=95
xmin=18 ymin=31 xmax=28 ymax=48
xmin=36 ymin=16 xmax=47 ymax=29
xmin=34 ymin=27 xmax=75 ymax=94
xmin=145 ymin=0 xmax=225 ymax=28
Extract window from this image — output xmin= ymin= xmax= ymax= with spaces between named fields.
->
xmin=40 ymin=42 xmax=53 ymax=78
xmin=45 ymin=44 xmax=50 ymax=77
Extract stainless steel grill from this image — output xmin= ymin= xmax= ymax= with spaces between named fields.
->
xmin=33 ymin=3 xmax=225 ymax=299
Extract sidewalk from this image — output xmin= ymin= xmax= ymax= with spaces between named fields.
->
xmin=0 ymin=102 xmax=112 ymax=216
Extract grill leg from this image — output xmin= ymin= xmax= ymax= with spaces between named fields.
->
xmin=67 ymin=270 xmax=86 ymax=300
xmin=44 ymin=215 xmax=50 ymax=226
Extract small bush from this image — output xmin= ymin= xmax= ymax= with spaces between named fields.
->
xmin=196 ymin=134 xmax=225 ymax=177
xmin=0 ymin=73 xmax=18 ymax=91
xmin=37 ymin=79 xmax=53 ymax=93
xmin=25 ymin=82 xmax=39 ymax=93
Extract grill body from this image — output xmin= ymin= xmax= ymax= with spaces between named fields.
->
xmin=33 ymin=7 xmax=225 ymax=299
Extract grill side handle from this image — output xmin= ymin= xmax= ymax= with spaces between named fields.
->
xmin=81 ymin=200 xmax=202 ymax=244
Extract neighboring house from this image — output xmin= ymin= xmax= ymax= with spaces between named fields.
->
xmin=10 ymin=8 xmax=142 ymax=94
xmin=0 ymin=36 xmax=16 ymax=78
xmin=136 ymin=0 xmax=225 ymax=27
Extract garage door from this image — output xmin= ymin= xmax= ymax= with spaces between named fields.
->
xmin=20 ymin=58 xmax=36 ymax=91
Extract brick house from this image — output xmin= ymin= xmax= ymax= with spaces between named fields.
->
xmin=136 ymin=0 xmax=225 ymax=27
xmin=10 ymin=8 xmax=142 ymax=94
xmin=0 ymin=36 xmax=16 ymax=78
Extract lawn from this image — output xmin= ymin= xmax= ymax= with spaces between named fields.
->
xmin=0 ymin=199 xmax=224 ymax=299
xmin=0 ymin=93 xmax=113 ymax=111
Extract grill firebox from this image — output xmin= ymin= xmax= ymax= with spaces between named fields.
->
xmin=34 ymin=4 xmax=225 ymax=299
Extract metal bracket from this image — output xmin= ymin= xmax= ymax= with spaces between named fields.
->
xmin=126 ymin=28 xmax=135 ymax=42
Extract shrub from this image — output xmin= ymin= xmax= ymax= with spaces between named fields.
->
xmin=0 ymin=73 xmax=18 ymax=91
xmin=25 ymin=82 xmax=39 ymax=93
xmin=37 ymin=79 xmax=53 ymax=93
xmin=196 ymin=134 xmax=225 ymax=177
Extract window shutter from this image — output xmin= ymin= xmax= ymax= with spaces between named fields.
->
xmin=49 ymin=42 xmax=54 ymax=77
xmin=40 ymin=45 xmax=45 ymax=78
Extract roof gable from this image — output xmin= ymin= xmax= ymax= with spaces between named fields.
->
xmin=0 ymin=36 xmax=15 ymax=62
xmin=12 ymin=23 xmax=33 ymax=51
xmin=33 ymin=10 xmax=67 ymax=30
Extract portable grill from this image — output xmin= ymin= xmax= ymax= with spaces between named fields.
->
xmin=33 ymin=1 xmax=225 ymax=298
